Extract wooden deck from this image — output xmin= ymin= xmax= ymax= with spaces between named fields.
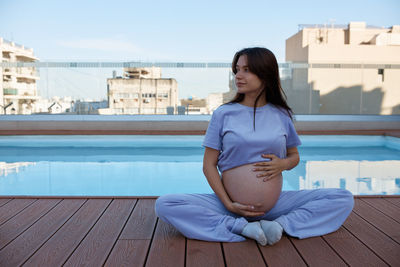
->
xmin=0 ymin=196 xmax=399 ymax=266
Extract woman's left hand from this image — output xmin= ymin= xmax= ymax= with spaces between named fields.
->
xmin=252 ymin=154 xmax=287 ymax=182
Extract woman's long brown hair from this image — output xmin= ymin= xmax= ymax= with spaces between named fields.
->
xmin=229 ymin=47 xmax=293 ymax=130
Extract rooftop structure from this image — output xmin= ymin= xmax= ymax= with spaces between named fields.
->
xmin=124 ymin=66 xmax=161 ymax=79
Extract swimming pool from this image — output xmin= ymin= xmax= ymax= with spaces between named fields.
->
xmin=0 ymin=135 xmax=399 ymax=196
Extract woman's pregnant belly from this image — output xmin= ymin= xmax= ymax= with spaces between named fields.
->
xmin=222 ymin=162 xmax=282 ymax=212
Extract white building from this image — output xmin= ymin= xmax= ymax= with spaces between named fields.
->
xmin=34 ymin=96 xmax=74 ymax=114
xmin=0 ymin=38 xmax=40 ymax=114
xmin=106 ymin=67 xmax=178 ymax=114
xmin=205 ymin=71 xmax=237 ymax=114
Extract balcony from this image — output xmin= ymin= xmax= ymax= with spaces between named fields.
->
xmin=15 ymin=53 xmax=38 ymax=62
xmin=3 ymin=88 xmax=18 ymax=95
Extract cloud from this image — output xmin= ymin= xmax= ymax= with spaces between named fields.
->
xmin=57 ymin=38 xmax=141 ymax=53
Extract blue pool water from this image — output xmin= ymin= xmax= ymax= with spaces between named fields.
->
xmin=0 ymin=135 xmax=399 ymax=196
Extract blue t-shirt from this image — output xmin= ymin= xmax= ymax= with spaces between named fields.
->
xmin=202 ymin=102 xmax=302 ymax=172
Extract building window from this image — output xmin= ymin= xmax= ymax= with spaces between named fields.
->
xmin=142 ymin=93 xmax=155 ymax=98
xmin=378 ymin=69 xmax=384 ymax=82
xmin=158 ymin=93 xmax=168 ymax=98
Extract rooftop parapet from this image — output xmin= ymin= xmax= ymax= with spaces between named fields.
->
xmin=124 ymin=67 xmax=162 ymax=79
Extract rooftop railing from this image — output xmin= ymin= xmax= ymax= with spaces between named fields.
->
xmin=1 ymin=61 xmax=400 ymax=116
xmin=1 ymin=61 xmax=400 ymax=69
xmin=297 ymin=24 xmax=390 ymax=30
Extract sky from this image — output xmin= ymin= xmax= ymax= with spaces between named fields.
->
xmin=1 ymin=0 xmax=399 ymax=100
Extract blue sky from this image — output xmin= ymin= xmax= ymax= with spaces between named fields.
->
xmin=1 ymin=0 xmax=399 ymax=100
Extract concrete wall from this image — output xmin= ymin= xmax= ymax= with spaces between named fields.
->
xmin=285 ymin=22 xmax=400 ymax=115
xmin=285 ymin=31 xmax=308 ymax=62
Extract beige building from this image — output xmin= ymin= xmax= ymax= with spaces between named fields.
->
xmin=180 ymin=96 xmax=208 ymax=114
xmin=285 ymin=22 xmax=400 ymax=114
xmin=0 ymin=38 xmax=40 ymax=114
xmin=106 ymin=67 xmax=178 ymax=114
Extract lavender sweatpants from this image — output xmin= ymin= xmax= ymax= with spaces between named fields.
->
xmin=155 ymin=188 xmax=354 ymax=242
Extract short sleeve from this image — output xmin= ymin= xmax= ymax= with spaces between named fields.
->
xmin=202 ymin=110 xmax=223 ymax=150
xmin=286 ymin=117 xmax=302 ymax=148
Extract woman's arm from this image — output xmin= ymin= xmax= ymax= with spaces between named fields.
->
xmin=203 ymin=147 xmax=233 ymax=208
xmin=253 ymin=147 xmax=300 ymax=181
xmin=203 ymin=147 xmax=266 ymax=216
xmin=281 ymin=146 xmax=300 ymax=170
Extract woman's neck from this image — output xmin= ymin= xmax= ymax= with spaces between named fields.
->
xmin=240 ymin=93 xmax=267 ymax=107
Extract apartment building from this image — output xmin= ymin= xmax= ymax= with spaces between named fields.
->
xmin=285 ymin=22 xmax=400 ymax=114
xmin=0 ymin=38 xmax=40 ymax=114
xmin=106 ymin=67 xmax=178 ymax=114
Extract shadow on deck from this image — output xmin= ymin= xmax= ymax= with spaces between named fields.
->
xmin=0 ymin=196 xmax=399 ymax=266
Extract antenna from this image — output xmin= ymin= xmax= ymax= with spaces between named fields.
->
xmin=329 ymin=18 xmax=336 ymax=28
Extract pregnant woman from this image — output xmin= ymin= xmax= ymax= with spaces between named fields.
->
xmin=155 ymin=47 xmax=354 ymax=245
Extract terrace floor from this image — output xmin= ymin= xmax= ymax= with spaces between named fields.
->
xmin=0 ymin=196 xmax=399 ymax=266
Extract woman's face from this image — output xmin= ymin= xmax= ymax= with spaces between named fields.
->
xmin=235 ymin=55 xmax=263 ymax=95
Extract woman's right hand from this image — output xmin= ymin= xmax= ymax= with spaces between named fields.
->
xmin=228 ymin=202 xmax=266 ymax=217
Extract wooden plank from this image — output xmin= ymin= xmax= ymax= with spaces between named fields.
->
xmin=24 ymin=199 xmax=111 ymax=266
xmin=0 ymin=196 xmax=156 ymax=199
xmin=323 ymin=226 xmax=387 ymax=266
xmin=0 ymin=199 xmax=61 ymax=250
xmin=186 ymin=239 xmax=225 ymax=267
xmin=343 ymin=211 xmax=400 ymax=266
xmin=119 ymin=199 xmax=156 ymax=240
xmin=383 ymin=197 xmax=400 ymax=208
xmin=0 ymin=198 xmax=36 ymax=225
xmin=145 ymin=219 xmax=185 ymax=267
xmin=361 ymin=198 xmax=400 ymax=223
xmin=290 ymin=236 xmax=346 ymax=266
xmin=0 ymin=199 xmax=84 ymax=266
xmin=353 ymin=199 xmax=400 ymax=244
xmin=223 ymin=239 xmax=266 ymax=267
xmin=259 ymin=235 xmax=306 ymax=267
xmin=104 ymin=240 xmax=151 ymax=267
xmin=0 ymin=199 xmax=12 ymax=207
xmin=63 ymin=199 xmax=135 ymax=267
